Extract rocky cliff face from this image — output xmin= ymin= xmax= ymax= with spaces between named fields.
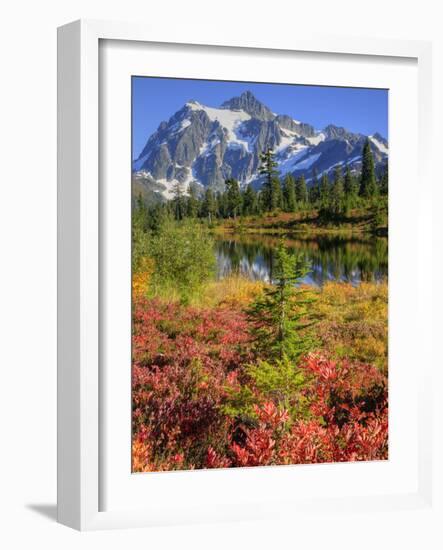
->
xmin=133 ymin=91 xmax=388 ymax=199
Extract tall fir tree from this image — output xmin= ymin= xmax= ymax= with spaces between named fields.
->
xmin=330 ymin=166 xmax=345 ymax=215
xmin=217 ymin=190 xmax=228 ymax=218
xmin=172 ymin=180 xmax=185 ymax=220
xmin=225 ymin=178 xmax=243 ymax=218
xmin=186 ymin=185 xmax=199 ymax=218
xmin=202 ymin=187 xmax=217 ymax=222
xmin=343 ymin=165 xmax=357 ymax=214
xmin=242 ymin=184 xmax=258 ymax=215
xmin=272 ymin=177 xmax=284 ymax=210
xmin=359 ymin=138 xmax=378 ymax=198
xmin=309 ymin=168 xmax=320 ymax=205
xmin=295 ymin=175 xmax=308 ymax=205
xmin=344 ymin=165 xmax=357 ymax=198
xmin=283 ymin=174 xmax=296 ymax=212
xmin=259 ymin=148 xmax=281 ymax=211
xmin=257 ymin=189 xmax=267 ymax=215
xmin=133 ymin=193 xmax=148 ymax=232
xmin=379 ymin=164 xmax=389 ymax=195
xmin=319 ymin=173 xmax=330 ymax=209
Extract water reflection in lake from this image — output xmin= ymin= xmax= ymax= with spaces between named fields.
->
xmin=215 ymin=234 xmax=388 ymax=286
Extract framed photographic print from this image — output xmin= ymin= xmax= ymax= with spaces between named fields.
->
xmin=57 ymin=20 xmax=435 ymax=531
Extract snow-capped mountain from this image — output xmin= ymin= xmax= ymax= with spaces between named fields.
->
xmin=133 ymin=90 xmax=388 ymax=199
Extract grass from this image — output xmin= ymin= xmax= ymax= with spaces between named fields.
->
xmin=312 ymin=281 xmax=388 ymax=372
xmin=202 ymin=277 xmax=388 ymax=372
xmin=135 ymin=268 xmax=388 ymax=373
xmin=197 ymin=275 xmax=265 ymax=308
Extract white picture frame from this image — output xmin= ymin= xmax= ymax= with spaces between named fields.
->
xmin=57 ymin=19 xmax=435 ymax=531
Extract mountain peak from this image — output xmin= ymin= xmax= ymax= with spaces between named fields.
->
xmin=323 ymin=124 xmax=356 ymax=141
xmin=133 ymin=90 xmax=388 ymax=198
xmin=185 ymin=99 xmax=204 ymax=110
xmin=239 ymin=90 xmax=259 ymax=102
xmin=221 ymin=90 xmax=274 ymax=121
xmin=372 ymin=132 xmax=387 ymax=144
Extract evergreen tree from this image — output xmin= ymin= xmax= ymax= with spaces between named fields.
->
xmin=343 ymin=165 xmax=357 ymax=214
xmin=201 ymin=187 xmax=217 ymax=223
xmin=360 ymin=138 xmax=378 ymax=198
xmin=217 ymin=190 xmax=228 ymax=218
xmin=379 ymin=164 xmax=389 ymax=195
xmin=330 ymin=166 xmax=345 ymax=215
xmin=282 ymin=174 xmax=296 ymax=212
xmin=186 ymin=186 xmax=199 ymax=218
xmin=257 ymin=190 xmax=267 ymax=215
xmin=295 ymin=175 xmax=308 ymax=205
xmin=247 ymin=241 xmax=316 ymax=363
xmin=272 ymin=177 xmax=284 ymax=210
xmin=225 ymin=178 xmax=243 ymax=218
xmin=242 ymin=184 xmax=258 ymax=215
xmin=147 ymin=202 xmax=169 ymax=233
xmin=133 ymin=193 xmax=148 ymax=232
xmin=309 ymin=168 xmax=320 ymax=205
xmin=319 ymin=173 xmax=330 ymax=209
xmin=259 ymin=148 xmax=280 ymax=211
xmin=172 ymin=180 xmax=185 ymax=220
xmin=344 ymin=165 xmax=357 ymax=198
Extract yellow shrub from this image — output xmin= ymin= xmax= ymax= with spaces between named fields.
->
xmin=132 ymin=257 xmax=154 ymax=299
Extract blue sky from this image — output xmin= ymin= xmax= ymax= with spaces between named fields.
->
xmin=132 ymin=77 xmax=388 ymax=159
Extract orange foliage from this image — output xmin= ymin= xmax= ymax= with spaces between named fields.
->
xmin=132 ymin=257 xmax=154 ymax=299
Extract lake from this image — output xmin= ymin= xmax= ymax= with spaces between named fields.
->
xmin=215 ymin=234 xmax=388 ymax=286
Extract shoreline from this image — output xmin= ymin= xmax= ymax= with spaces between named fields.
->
xmin=210 ymin=210 xmax=388 ymax=239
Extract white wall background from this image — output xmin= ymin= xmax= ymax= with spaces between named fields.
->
xmin=0 ymin=1 xmax=441 ymax=548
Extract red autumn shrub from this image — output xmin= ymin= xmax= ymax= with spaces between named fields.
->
xmin=132 ymin=296 xmax=253 ymax=470
xmin=229 ymin=356 xmax=387 ymax=467
xmin=132 ymin=297 xmax=388 ymax=472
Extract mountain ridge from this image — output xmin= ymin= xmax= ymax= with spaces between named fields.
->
xmin=133 ymin=91 xmax=388 ymax=200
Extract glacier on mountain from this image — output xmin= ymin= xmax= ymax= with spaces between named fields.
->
xmin=133 ymin=91 xmax=388 ymax=199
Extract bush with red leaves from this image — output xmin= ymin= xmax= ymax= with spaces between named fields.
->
xmin=229 ymin=358 xmax=388 ymax=467
xmin=132 ymin=297 xmax=388 ymax=472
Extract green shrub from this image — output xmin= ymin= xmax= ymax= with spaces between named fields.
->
xmin=147 ymin=219 xmax=216 ymax=303
xmin=247 ymin=357 xmax=310 ymax=419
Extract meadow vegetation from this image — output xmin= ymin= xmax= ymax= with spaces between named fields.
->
xmin=131 ymin=216 xmax=388 ymax=471
xmin=131 ymin=143 xmax=388 ymax=471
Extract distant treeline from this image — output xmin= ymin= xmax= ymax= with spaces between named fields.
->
xmin=134 ymin=137 xmax=388 ymax=230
